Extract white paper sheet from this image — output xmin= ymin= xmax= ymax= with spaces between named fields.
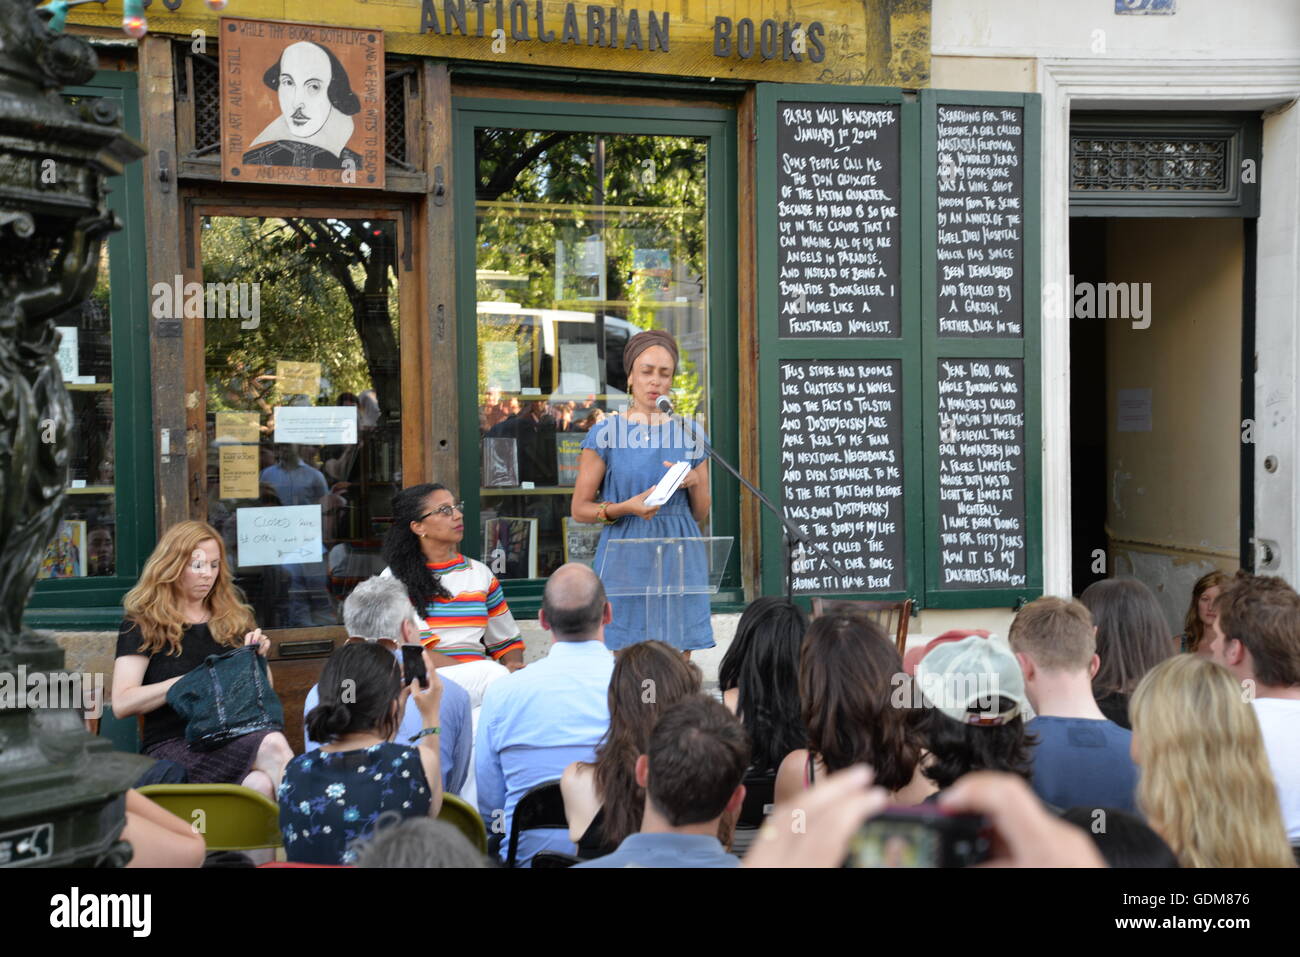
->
xmin=559 ymin=342 xmax=600 ymax=395
xmin=645 ymin=461 xmax=691 ymax=507
xmin=56 ymin=327 xmax=94 ymax=384
xmin=237 ymin=504 xmax=323 ymax=566
xmin=274 ymin=405 xmax=358 ymax=445
xmin=1117 ymin=388 xmax=1152 ymax=433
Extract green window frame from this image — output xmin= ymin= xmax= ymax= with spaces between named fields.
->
xmin=452 ymin=96 xmax=741 ymax=617
xmin=755 ymin=84 xmax=1042 ymax=610
xmin=26 ymin=70 xmax=156 ymax=629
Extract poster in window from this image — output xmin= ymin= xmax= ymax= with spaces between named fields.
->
xmin=221 ymin=18 xmax=384 ymax=189
xmin=563 ymin=518 xmax=604 ymax=568
xmin=482 ymin=437 xmax=520 ymax=488
xmin=38 ymin=521 xmax=87 ymax=579
xmin=484 ymin=517 xmax=538 ymax=580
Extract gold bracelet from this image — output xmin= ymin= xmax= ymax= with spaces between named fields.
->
xmin=597 ymin=501 xmax=615 ymax=525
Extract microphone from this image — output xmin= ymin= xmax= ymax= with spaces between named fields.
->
xmin=655 ymin=394 xmax=674 ymax=415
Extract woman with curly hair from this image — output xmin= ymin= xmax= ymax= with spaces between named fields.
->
xmin=1130 ymin=654 xmax=1295 ymax=868
xmin=561 ymin=640 xmax=703 ymax=858
xmin=775 ymin=611 xmax=934 ymax=806
xmin=112 ymin=520 xmax=293 ymax=795
xmin=381 ymin=483 xmax=524 ymax=706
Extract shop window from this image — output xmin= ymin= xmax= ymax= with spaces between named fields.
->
xmin=454 ymin=98 xmax=740 ymax=607
xmin=199 ymin=214 xmax=404 ymax=629
xmin=473 ymin=129 xmax=711 ymax=580
xmin=27 ymin=72 xmax=154 ymax=624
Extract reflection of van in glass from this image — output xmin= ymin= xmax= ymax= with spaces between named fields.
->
xmin=477 ymin=301 xmax=639 ymax=400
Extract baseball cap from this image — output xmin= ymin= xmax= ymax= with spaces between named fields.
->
xmin=913 ymin=634 xmax=1030 ymax=726
xmin=903 ymin=628 xmax=992 ymax=676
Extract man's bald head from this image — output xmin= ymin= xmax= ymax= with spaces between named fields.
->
xmin=542 ymin=563 xmax=608 ymax=640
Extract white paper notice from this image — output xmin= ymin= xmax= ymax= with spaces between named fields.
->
xmin=558 ymin=342 xmax=600 ymax=395
xmin=237 ymin=504 xmax=323 ymax=566
xmin=484 ymin=341 xmax=522 ymax=393
xmin=274 ymin=406 xmax=358 ymax=445
xmin=55 ymin=327 xmax=94 ymax=384
xmin=1117 ymin=388 xmax=1152 ymax=433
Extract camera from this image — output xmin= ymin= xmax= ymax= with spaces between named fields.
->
xmin=846 ymin=805 xmax=991 ymax=868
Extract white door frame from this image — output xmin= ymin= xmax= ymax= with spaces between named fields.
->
xmin=1037 ymin=58 xmax=1300 ymax=594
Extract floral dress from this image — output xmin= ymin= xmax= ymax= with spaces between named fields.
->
xmin=278 ymin=743 xmax=431 ymax=864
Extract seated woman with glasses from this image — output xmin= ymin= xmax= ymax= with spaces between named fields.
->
xmin=111 ymin=520 xmax=294 ymax=797
xmin=381 ymin=484 xmax=525 ymax=708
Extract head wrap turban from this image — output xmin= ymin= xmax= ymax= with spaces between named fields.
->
xmin=623 ymin=329 xmax=680 ymax=377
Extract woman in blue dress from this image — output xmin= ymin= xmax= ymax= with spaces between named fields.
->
xmin=572 ymin=330 xmax=713 ymax=656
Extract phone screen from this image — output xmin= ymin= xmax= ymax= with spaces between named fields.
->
xmin=401 ymin=645 xmax=429 ymax=690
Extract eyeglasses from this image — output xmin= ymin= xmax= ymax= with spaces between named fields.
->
xmin=419 ymin=502 xmax=466 ymax=519
xmin=346 ymin=636 xmax=400 ymax=651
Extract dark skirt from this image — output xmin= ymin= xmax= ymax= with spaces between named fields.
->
xmin=144 ymin=731 xmax=273 ymax=785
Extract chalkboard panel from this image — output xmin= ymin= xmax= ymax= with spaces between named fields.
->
xmin=776 ymin=103 xmax=902 ymax=338
xmin=779 ymin=359 xmax=905 ymax=593
xmin=936 ymin=358 xmax=1027 ymax=588
xmin=935 ymin=105 xmax=1024 ymax=338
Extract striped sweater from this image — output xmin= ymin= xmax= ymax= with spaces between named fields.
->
xmin=412 ymin=555 xmax=523 ymax=662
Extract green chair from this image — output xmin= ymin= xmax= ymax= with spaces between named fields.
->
xmin=438 ymin=793 xmax=487 ymax=855
xmin=137 ymin=783 xmax=282 ymax=852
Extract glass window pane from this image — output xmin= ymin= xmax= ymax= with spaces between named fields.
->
xmin=475 ymin=129 xmax=709 ymax=579
xmin=202 ymin=216 xmax=402 ymax=628
xmin=41 ymin=244 xmax=116 ymax=579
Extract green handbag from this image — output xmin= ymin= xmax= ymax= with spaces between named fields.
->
xmin=166 ymin=645 xmax=284 ymax=751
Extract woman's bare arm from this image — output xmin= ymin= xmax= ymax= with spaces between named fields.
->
xmin=571 ymin=448 xmax=608 ymax=524
xmin=110 ymin=654 xmax=180 ymax=717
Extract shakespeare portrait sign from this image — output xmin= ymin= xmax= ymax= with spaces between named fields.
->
xmin=220 ymin=18 xmax=385 ymax=189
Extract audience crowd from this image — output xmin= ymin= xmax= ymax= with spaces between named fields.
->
xmin=110 ymin=521 xmax=1300 ymax=869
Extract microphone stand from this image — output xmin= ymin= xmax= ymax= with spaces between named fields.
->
xmin=657 ymin=398 xmax=849 ymax=600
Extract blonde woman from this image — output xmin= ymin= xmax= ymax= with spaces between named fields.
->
xmin=112 ymin=521 xmax=294 ymax=798
xmin=1130 ymin=655 xmax=1295 ymax=868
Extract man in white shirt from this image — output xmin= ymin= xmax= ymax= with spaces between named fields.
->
xmin=1203 ymin=573 xmax=1300 ymax=844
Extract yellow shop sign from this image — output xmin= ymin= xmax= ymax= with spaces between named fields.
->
xmin=71 ymin=1 xmax=931 ymax=87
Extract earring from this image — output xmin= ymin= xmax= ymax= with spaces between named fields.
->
xmin=420 ymin=533 xmax=427 ymax=538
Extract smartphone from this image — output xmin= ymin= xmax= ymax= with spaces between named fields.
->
xmin=846 ymin=805 xmax=991 ymax=868
xmin=401 ymin=645 xmax=429 ymax=690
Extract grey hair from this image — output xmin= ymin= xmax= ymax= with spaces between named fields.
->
xmin=353 ymin=813 xmax=488 ymax=868
xmin=344 ymin=575 xmax=417 ymax=641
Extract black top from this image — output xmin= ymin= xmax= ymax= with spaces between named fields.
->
xmin=115 ymin=620 xmax=230 ymax=750
xmin=1094 ymin=691 xmax=1132 ymax=730
xmin=576 ymin=806 xmax=617 ymax=861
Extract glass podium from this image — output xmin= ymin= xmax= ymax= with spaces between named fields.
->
xmin=597 ymin=537 xmax=733 ymax=648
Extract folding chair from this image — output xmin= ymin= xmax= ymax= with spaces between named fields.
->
xmin=729 ymin=769 xmax=777 ymax=858
xmin=437 ymin=793 xmax=488 ymax=855
xmin=504 ymin=780 xmax=568 ymax=868
xmin=137 ymin=783 xmax=282 ymax=852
